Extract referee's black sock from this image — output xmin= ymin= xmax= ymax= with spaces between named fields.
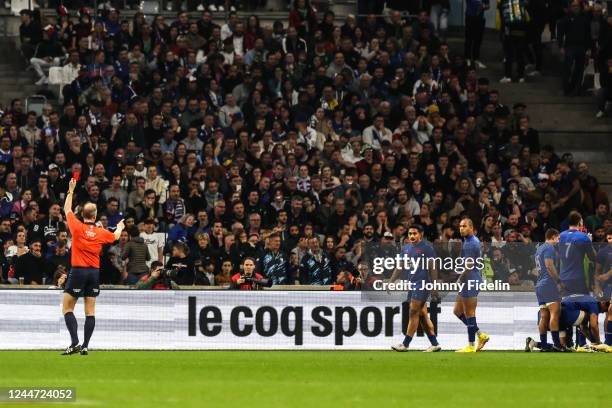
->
xmin=64 ymin=312 xmax=79 ymax=347
xmin=82 ymin=316 xmax=95 ymax=348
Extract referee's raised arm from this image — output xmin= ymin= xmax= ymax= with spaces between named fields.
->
xmin=64 ymin=178 xmax=77 ymax=216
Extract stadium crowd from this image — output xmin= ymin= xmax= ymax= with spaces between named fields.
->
xmin=1 ymin=1 xmax=610 ymax=289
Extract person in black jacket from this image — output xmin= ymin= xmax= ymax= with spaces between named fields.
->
xmin=498 ymin=0 xmax=530 ymax=83
xmin=14 ymin=239 xmax=47 ymax=284
xmin=557 ymin=1 xmax=592 ymax=95
xmin=30 ymin=26 xmax=65 ymax=86
xmin=596 ymin=57 xmax=612 ymax=117
xmin=165 ymin=242 xmax=195 ymax=286
xmin=121 ymin=226 xmax=151 ymax=284
xmin=19 ymin=10 xmax=42 ymax=61
xmin=526 ymin=0 xmax=548 ymax=76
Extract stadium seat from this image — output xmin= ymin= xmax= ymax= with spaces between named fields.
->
xmin=25 ymin=94 xmax=46 ymax=116
xmin=10 ymin=0 xmax=33 ymax=16
xmin=48 ymin=66 xmax=66 ymax=102
xmin=141 ymin=0 xmax=160 ymax=14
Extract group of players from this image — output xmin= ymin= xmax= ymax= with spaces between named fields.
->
xmin=528 ymin=211 xmax=612 ymax=352
xmin=391 ymin=212 xmax=612 ymax=353
xmin=392 ymin=218 xmax=490 ymax=353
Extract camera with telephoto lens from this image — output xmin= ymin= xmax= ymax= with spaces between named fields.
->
xmin=241 ymin=272 xmax=271 ymax=287
xmin=158 ymin=268 xmax=179 ymax=280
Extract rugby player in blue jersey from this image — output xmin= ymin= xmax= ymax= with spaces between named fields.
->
xmin=527 ymin=294 xmax=609 ymax=352
xmin=391 ymin=225 xmax=442 ymax=352
xmin=594 ymin=229 xmax=612 ymax=347
xmin=534 ymin=229 xmax=563 ymax=350
xmin=454 ymin=218 xmax=489 ymax=352
xmin=558 ymin=211 xmax=597 ymax=296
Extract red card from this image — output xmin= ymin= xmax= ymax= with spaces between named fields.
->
xmin=73 ymin=171 xmax=80 ymax=181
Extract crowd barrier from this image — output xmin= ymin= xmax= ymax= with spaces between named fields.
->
xmin=2 ymin=289 xmax=600 ymax=350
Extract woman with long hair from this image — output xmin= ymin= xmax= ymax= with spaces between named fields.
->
xmin=288 ymin=0 xmax=318 ymax=37
xmin=244 ymin=15 xmax=262 ymax=51
xmin=131 ymin=12 xmax=146 ymax=39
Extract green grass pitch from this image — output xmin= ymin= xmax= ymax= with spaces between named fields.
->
xmin=0 ymin=351 xmax=610 ymax=407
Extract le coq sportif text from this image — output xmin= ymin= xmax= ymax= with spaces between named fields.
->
xmin=188 ymin=297 xmax=415 ymax=346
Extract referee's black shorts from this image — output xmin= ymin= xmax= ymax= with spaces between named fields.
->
xmin=64 ymin=267 xmax=100 ymax=298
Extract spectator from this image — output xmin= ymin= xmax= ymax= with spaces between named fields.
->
xmin=164 ymin=184 xmax=186 ymax=225
xmin=19 ymin=10 xmax=42 ymax=61
xmin=289 ymin=0 xmax=318 ymax=38
xmin=168 ymin=213 xmax=196 ymax=247
xmin=216 ymin=259 xmax=234 ymax=285
xmin=103 ymin=197 xmax=124 ymax=229
xmin=121 ymin=226 xmax=150 ymax=284
xmin=47 ymin=240 xmax=71 ymax=278
xmin=165 ymin=242 xmax=195 ymax=286
xmin=30 ymin=25 xmax=64 ymax=86
xmin=586 ymin=202 xmax=610 ymax=232
xmin=140 ymin=218 xmax=165 ymax=268
xmin=596 ymin=57 xmax=612 ymax=117
xmin=299 ymin=237 xmax=332 ymax=284
xmin=14 ymin=239 xmax=46 ymax=284
xmin=259 ymin=233 xmax=288 ymax=284
xmin=558 ymin=1 xmax=592 ymax=95
xmin=465 ymin=0 xmax=489 ymax=68
xmin=49 ymin=268 xmax=68 ymax=289
xmin=102 ymin=175 xmax=128 ymax=212
xmin=429 ymin=1 xmax=451 ymax=40
xmin=498 ymin=0 xmax=529 ymax=83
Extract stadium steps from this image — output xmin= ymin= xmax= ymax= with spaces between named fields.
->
xmin=0 ymin=38 xmax=46 ymax=105
xmin=2 ymin=1 xmax=351 ymax=26
xmin=473 ymin=32 xmax=612 ymax=199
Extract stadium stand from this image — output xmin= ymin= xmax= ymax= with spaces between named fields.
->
xmin=0 ymin=0 xmax=610 ymax=289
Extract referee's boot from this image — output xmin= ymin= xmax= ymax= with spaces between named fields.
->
xmin=61 ymin=344 xmax=82 ymax=355
xmin=80 ymin=347 xmax=89 ymax=355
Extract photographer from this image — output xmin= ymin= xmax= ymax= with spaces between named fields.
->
xmin=230 ymin=257 xmax=272 ymax=290
xmin=136 ymin=261 xmax=180 ymax=290
xmin=165 ymin=242 xmax=195 ymax=285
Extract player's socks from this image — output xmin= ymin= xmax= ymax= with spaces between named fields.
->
xmin=82 ymin=316 xmax=95 ymax=349
xmin=551 ymin=331 xmax=561 ymax=348
xmin=539 ymin=333 xmax=548 ymax=347
xmin=64 ymin=312 xmax=79 ymax=346
xmin=466 ymin=317 xmax=479 ymax=343
xmin=605 ymin=321 xmax=612 ymax=346
xmin=427 ymin=335 xmax=439 ymax=346
xmin=457 ymin=313 xmax=468 ymax=326
xmin=576 ymin=328 xmax=586 ymax=347
xmin=402 ymin=335 xmax=412 ymax=347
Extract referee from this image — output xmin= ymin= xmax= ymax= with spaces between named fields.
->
xmin=61 ymin=178 xmax=124 ymax=355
